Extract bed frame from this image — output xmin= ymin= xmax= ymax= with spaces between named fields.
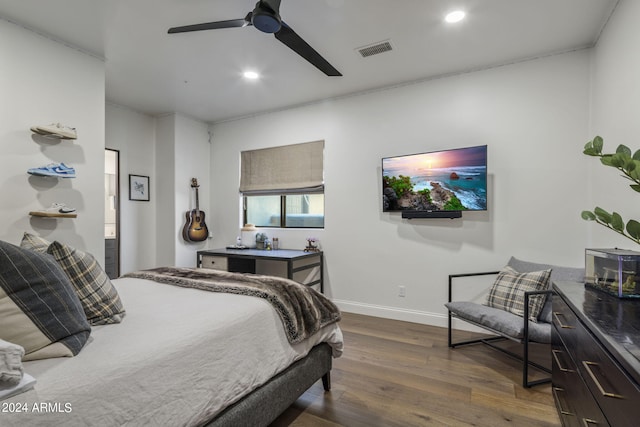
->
xmin=206 ymin=343 xmax=333 ymax=426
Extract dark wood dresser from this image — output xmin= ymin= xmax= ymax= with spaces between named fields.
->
xmin=552 ymin=281 xmax=640 ymax=426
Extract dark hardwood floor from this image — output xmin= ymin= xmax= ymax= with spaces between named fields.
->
xmin=271 ymin=312 xmax=560 ymax=427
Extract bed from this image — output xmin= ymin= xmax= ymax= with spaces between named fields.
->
xmin=0 ymin=238 xmax=343 ymax=427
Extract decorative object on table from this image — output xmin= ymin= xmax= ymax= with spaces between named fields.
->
xmin=129 ymin=174 xmax=150 ymax=201
xmin=585 ymin=248 xmax=640 ymax=298
xmin=226 ymin=237 xmax=248 ymax=250
xmin=581 ymin=136 xmax=640 ymax=245
xmin=304 ymin=237 xmax=320 ymax=253
xmin=240 ymin=224 xmax=258 ymax=248
xmin=182 ymin=178 xmax=209 ymax=242
xmin=255 ymin=232 xmax=267 ymax=250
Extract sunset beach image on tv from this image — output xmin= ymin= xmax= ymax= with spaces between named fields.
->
xmin=382 ymin=145 xmax=487 ymax=212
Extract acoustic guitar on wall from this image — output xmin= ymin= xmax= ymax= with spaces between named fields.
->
xmin=182 ymin=178 xmax=209 ymax=242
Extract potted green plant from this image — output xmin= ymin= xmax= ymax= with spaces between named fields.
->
xmin=581 ymin=136 xmax=640 ymax=244
xmin=255 ymin=232 xmax=267 ymax=250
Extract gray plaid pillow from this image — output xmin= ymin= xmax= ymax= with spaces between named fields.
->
xmin=20 ymin=232 xmax=51 ymax=253
xmin=484 ymin=266 xmax=551 ymax=322
xmin=47 ymin=241 xmax=126 ymax=325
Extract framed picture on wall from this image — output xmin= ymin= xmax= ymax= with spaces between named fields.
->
xmin=129 ymin=174 xmax=150 ymax=201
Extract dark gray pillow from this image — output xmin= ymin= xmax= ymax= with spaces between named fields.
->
xmin=0 ymin=240 xmax=90 ymax=360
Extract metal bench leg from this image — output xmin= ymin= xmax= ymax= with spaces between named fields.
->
xmin=322 ymin=372 xmax=331 ymax=391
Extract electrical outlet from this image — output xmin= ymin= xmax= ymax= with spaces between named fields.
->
xmin=398 ymin=286 xmax=406 ymax=297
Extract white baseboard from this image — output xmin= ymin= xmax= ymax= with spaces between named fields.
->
xmin=333 ymin=299 xmax=485 ymax=333
xmin=333 ymin=299 xmax=448 ymax=327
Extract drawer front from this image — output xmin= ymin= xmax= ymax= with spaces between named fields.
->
xmin=291 ymin=255 xmax=322 ymax=287
xmin=552 ymin=387 xmax=609 ymax=427
xmin=573 ymin=327 xmax=640 ymax=426
xmin=554 ymin=295 xmax=640 ymax=426
xmin=201 ymin=255 xmax=228 ymax=271
xmin=291 ymin=254 xmax=321 ymax=270
xmin=552 ymin=295 xmax=581 ymax=356
xmin=552 ymin=330 xmax=609 ymax=427
xmin=292 ymin=266 xmax=321 ymax=286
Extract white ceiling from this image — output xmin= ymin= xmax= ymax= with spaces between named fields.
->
xmin=0 ymin=0 xmax=619 ymax=123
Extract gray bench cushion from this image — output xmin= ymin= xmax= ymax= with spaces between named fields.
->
xmin=446 ymin=301 xmax=551 ymax=344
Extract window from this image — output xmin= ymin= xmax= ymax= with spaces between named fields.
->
xmin=244 ymin=194 xmax=324 ymax=228
xmin=240 ymin=141 xmax=324 ymax=229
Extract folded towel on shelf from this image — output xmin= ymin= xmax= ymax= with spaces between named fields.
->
xmin=0 ymin=339 xmax=24 ymax=386
xmin=0 ymin=373 xmax=36 ymax=401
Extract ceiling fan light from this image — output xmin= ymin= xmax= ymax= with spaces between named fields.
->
xmin=445 ymin=10 xmax=466 ymax=23
xmin=243 ymin=71 xmax=260 ymax=80
xmin=252 ymin=7 xmax=281 ymax=33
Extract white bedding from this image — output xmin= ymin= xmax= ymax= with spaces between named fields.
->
xmin=1 ymin=277 xmax=343 ymax=426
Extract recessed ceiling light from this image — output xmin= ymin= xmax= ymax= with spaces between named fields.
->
xmin=243 ymin=70 xmax=260 ymax=80
xmin=445 ymin=10 xmax=466 ymax=23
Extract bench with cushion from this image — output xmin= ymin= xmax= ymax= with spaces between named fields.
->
xmin=445 ymin=256 xmax=584 ymax=387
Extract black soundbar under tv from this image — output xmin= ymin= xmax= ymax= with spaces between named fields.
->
xmin=401 ymin=211 xmax=462 ymax=219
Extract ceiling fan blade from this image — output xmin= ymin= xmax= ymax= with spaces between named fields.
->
xmin=168 ymin=16 xmax=251 ymax=34
xmin=261 ymin=0 xmax=282 ymax=13
xmin=274 ymin=23 xmax=341 ymax=76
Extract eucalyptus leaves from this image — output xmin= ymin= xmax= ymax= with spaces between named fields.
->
xmin=581 ymin=136 xmax=640 ymax=244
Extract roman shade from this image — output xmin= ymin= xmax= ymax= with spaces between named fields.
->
xmin=240 ymin=140 xmax=324 ymax=194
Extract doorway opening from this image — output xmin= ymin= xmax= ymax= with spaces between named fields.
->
xmin=105 ymin=149 xmax=120 ymax=278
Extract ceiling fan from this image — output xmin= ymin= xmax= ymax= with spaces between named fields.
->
xmin=168 ymin=0 xmax=342 ymax=76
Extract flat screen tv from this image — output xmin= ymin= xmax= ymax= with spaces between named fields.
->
xmin=382 ymin=145 xmax=487 ymax=218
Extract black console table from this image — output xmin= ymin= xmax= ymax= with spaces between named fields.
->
xmin=197 ymin=248 xmax=323 ymax=292
xmin=552 ymin=281 xmax=640 ymax=426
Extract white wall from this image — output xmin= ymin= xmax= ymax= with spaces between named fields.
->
xmin=174 ymin=114 xmax=211 ymax=267
xmin=155 ymin=113 xmax=210 ymax=268
xmin=155 ymin=115 xmax=176 ymax=267
xmin=588 ymin=0 xmax=640 ymax=248
xmin=105 ymin=103 xmax=157 ymax=273
xmin=210 ymin=50 xmax=591 ymax=325
xmin=0 ymin=19 xmax=105 ymax=258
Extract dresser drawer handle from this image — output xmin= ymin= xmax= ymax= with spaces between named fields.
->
xmin=552 ymin=387 xmax=574 ymax=416
xmin=553 ymin=312 xmax=574 ymax=328
xmin=582 ymin=418 xmax=600 ymax=426
xmin=582 ymin=361 xmax=624 ymax=399
xmin=552 ymin=350 xmax=574 ymax=372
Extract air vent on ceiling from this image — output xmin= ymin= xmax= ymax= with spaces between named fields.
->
xmin=356 ymin=40 xmax=393 ymax=58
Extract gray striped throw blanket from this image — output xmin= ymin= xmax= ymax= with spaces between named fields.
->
xmin=123 ymin=267 xmax=341 ymax=344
